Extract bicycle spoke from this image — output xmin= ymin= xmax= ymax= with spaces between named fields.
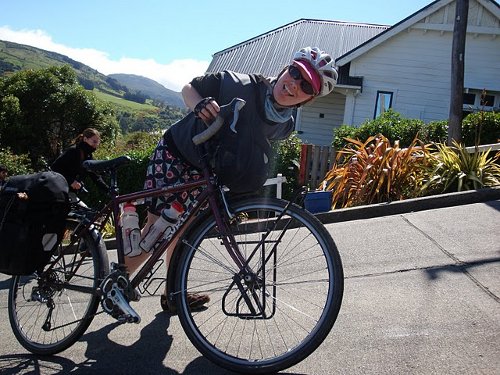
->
xmin=8 ymin=221 xmax=106 ymax=355
xmin=176 ymin=197 xmax=343 ymax=374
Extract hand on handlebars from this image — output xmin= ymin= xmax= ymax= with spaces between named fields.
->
xmin=70 ymin=180 xmax=82 ymax=191
xmin=192 ymin=98 xmax=246 ymax=145
xmin=194 ymin=97 xmax=220 ymax=124
xmin=70 ymin=180 xmax=88 ymax=194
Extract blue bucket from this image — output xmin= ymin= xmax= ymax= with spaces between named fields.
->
xmin=304 ymin=191 xmax=332 ymax=214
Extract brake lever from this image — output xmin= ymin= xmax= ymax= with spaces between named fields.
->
xmin=192 ymin=98 xmax=246 ymax=145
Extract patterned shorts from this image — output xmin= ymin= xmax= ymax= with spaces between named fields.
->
xmin=144 ymin=137 xmax=204 ymax=216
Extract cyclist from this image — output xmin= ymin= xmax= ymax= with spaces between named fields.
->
xmin=126 ymin=46 xmax=338 ymax=312
xmin=51 ymin=128 xmax=109 ymax=201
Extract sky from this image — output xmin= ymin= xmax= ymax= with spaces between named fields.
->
xmin=0 ymin=0 xmax=434 ymax=92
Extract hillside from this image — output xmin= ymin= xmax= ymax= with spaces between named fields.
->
xmin=0 ymin=39 xmax=186 ymax=133
xmin=0 ymin=39 xmax=129 ymax=97
xmin=0 ymin=39 xmax=184 ymax=108
xmin=109 ymin=73 xmax=185 ymax=109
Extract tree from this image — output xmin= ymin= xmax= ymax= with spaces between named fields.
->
xmin=448 ymin=0 xmax=469 ymax=145
xmin=0 ymin=65 xmax=119 ymax=169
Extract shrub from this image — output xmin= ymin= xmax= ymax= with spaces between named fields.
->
xmin=332 ymin=125 xmax=357 ymax=150
xmin=270 ymin=133 xmax=302 ymax=200
xmin=420 ymin=141 xmax=500 ymax=194
xmin=333 ymin=110 xmax=427 ymax=150
xmin=332 ymin=110 xmax=500 ymax=152
xmin=322 ymin=134 xmax=431 ymax=208
xmin=420 ymin=120 xmax=448 ymax=145
xmin=0 ymin=147 xmax=34 ymax=175
xmin=82 ymin=132 xmax=157 ymax=210
xmin=462 ymin=111 xmax=500 ymax=146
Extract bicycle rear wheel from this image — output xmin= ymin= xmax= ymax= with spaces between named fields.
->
xmin=8 ymin=219 xmax=109 ymax=355
xmin=175 ymin=197 xmax=343 ymax=374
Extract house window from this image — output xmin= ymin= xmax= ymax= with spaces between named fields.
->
xmin=374 ymin=91 xmax=393 ymax=118
xmin=462 ymin=90 xmax=498 ymax=116
xmin=481 ymin=94 xmax=495 ymax=107
xmin=463 ymin=93 xmax=475 ymax=105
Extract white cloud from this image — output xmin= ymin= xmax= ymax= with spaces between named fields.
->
xmin=0 ymin=26 xmax=209 ymax=92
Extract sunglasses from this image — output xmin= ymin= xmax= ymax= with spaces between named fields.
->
xmin=288 ymin=65 xmax=316 ymax=96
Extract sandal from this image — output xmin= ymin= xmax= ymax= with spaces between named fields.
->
xmin=160 ymin=292 xmax=210 ymax=313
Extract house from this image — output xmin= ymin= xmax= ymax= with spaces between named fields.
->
xmin=207 ymin=0 xmax=500 ymax=146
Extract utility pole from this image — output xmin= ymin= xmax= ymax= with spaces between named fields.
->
xmin=448 ymin=0 xmax=469 ymax=145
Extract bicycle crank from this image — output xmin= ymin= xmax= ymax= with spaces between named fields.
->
xmin=99 ymin=269 xmax=141 ymax=324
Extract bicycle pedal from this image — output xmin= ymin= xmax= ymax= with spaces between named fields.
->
xmin=101 ymin=281 xmax=141 ymax=324
xmin=117 ymin=313 xmax=141 ymax=324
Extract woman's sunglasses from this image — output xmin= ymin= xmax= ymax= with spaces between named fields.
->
xmin=288 ymin=65 xmax=316 ymax=96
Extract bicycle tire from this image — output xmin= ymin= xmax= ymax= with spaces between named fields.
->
xmin=8 ymin=218 xmax=109 ymax=355
xmin=175 ymin=197 xmax=343 ymax=374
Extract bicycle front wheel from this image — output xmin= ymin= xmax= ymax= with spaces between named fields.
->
xmin=8 ymin=219 xmax=109 ymax=355
xmin=175 ymin=197 xmax=344 ymax=374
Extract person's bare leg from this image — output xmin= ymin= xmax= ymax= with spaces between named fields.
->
xmin=124 ymin=209 xmax=209 ymax=311
xmin=124 ymin=211 xmax=159 ymax=275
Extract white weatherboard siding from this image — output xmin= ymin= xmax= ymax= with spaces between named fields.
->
xmin=464 ymin=36 xmax=500 ymax=91
xmin=341 ymin=0 xmax=500 ymax=127
xmin=297 ymin=93 xmax=346 ymax=146
xmin=347 ymin=26 xmax=500 ymax=125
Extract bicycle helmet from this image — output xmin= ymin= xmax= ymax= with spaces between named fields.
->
xmin=293 ymin=47 xmax=338 ymax=97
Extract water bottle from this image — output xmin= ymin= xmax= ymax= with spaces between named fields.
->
xmin=139 ymin=201 xmax=184 ymax=252
xmin=121 ymin=203 xmax=142 ymax=257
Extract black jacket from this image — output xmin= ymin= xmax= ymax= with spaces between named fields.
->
xmin=51 ymin=142 xmax=108 ymax=192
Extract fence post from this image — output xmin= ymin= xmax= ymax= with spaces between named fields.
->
xmin=298 ymin=144 xmax=337 ymax=189
xmin=298 ymin=144 xmax=310 ymax=186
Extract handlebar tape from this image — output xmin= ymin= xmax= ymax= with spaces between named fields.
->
xmin=192 ymin=98 xmax=246 ymax=145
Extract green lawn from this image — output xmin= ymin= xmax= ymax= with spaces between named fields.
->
xmin=93 ymin=90 xmax=159 ymax=113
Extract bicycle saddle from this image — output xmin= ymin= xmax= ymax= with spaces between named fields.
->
xmin=82 ymin=155 xmax=131 ymax=173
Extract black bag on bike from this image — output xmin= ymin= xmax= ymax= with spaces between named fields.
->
xmin=0 ymin=171 xmax=70 ymax=275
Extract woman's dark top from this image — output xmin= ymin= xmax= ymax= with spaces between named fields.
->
xmin=51 ymin=141 xmax=108 ymax=192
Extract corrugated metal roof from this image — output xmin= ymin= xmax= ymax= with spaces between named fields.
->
xmin=206 ymin=19 xmax=389 ymax=76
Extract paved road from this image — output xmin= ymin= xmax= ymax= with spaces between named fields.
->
xmin=0 ymin=199 xmax=499 ymax=374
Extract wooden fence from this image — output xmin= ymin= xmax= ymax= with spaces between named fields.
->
xmin=298 ymin=144 xmax=336 ymax=189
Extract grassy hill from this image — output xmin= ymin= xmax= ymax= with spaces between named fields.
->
xmin=0 ymin=39 xmax=187 ymax=133
xmin=0 ymin=39 xmax=184 ymax=108
xmin=0 ymin=39 xmax=127 ymax=97
xmin=109 ymin=73 xmax=185 ymax=109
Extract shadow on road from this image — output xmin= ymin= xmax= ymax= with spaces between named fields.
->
xmin=0 ymin=353 xmax=76 ymax=374
xmin=0 ymin=277 xmax=11 ymax=291
xmin=0 ymin=310 xmax=311 ymax=374
xmin=486 ymin=199 xmax=500 ymax=212
xmin=0 ymin=312 xmax=235 ymax=375
xmin=424 ymin=256 xmax=500 ymax=280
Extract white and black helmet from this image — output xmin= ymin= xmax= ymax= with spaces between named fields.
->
xmin=293 ymin=47 xmax=338 ymax=97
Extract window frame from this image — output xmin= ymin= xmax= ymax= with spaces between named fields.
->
xmin=374 ymin=90 xmax=394 ymax=119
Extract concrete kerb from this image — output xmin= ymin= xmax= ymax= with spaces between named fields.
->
xmin=315 ymin=185 xmax=500 ymax=224
xmin=104 ymin=186 xmax=500 ymax=250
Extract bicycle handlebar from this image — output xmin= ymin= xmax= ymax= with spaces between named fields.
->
xmin=192 ymin=97 xmax=246 ymax=145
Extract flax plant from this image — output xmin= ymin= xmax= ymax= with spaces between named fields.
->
xmin=420 ymin=141 xmax=500 ymax=194
xmin=322 ymin=135 xmax=431 ymax=208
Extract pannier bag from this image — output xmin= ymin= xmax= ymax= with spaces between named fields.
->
xmin=0 ymin=171 xmax=70 ymax=275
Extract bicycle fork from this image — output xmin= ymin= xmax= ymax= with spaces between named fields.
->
xmin=222 ymin=234 xmax=278 ymax=319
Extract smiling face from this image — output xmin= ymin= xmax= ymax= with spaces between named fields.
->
xmin=272 ymin=65 xmax=316 ymax=107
